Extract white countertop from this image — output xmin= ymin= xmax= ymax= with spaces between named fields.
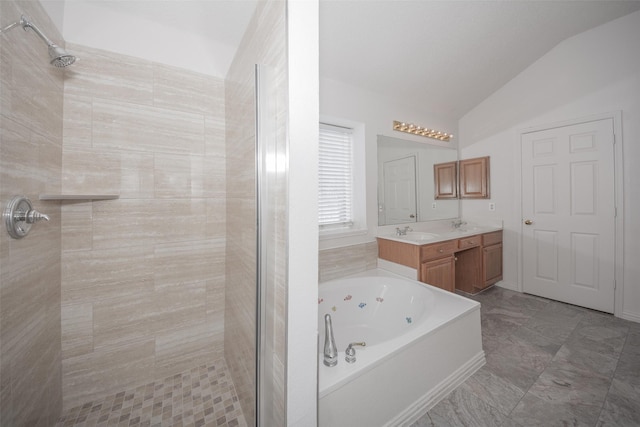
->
xmin=377 ymin=224 xmax=502 ymax=246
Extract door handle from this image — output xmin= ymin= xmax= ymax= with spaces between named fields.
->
xmin=524 ymin=219 xmax=533 ymax=225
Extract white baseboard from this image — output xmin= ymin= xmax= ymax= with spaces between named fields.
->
xmin=621 ymin=311 xmax=640 ymax=324
xmin=495 ymin=280 xmax=519 ymax=292
xmin=383 ymin=351 xmax=486 ymax=427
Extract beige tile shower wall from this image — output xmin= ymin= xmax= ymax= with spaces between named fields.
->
xmin=318 ymin=242 xmax=379 ymax=283
xmin=60 ymin=44 xmax=226 ymax=410
xmin=0 ymin=1 xmax=63 ymax=425
xmin=225 ymin=1 xmax=288 ymax=425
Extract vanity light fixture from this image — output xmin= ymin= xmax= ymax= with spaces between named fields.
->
xmin=392 ymin=121 xmax=453 ymax=142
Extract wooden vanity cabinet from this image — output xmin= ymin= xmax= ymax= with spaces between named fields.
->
xmin=377 ymin=229 xmax=503 ymax=294
xmin=459 ymin=156 xmax=490 ymax=199
xmin=454 ymin=237 xmax=482 ymax=294
xmin=481 ymin=231 xmax=503 ymax=290
xmin=419 ymin=240 xmax=457 ymax=292
xmin=420 ymin=256 xmax=455 ymax=292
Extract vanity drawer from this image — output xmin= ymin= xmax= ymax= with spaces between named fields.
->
xmin=482 ymin=231 xmax=503 ymax=246
xmin=458 ymin=235 xmax=481 ymax=249
xmin=421 ymin=240 xmax=457 ymax=261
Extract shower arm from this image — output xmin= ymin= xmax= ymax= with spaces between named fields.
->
xmin=0 ymin=15 xmax=56 ymax=47
xmin=19 ymin=16 xmax=56 ymax=47
xmin=0 ymin=20 xmax=20 ymax=34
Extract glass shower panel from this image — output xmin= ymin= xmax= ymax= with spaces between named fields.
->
xmin=255 ymin=63 xmax=286 ymax=427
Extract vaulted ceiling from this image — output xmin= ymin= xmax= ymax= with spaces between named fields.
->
xmin=320 ymin=1 xmax=640 ymax=118
xmin=47 ymin=0 xmax=640 ymax=118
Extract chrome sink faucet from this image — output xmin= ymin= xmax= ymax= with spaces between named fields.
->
xmin=452 ymin=219 xmax=467 ymax=229
xmin=395 ymin=226 xmax=413 ymax=236
xmin=323 ymin=314 xmax=338 ymax=367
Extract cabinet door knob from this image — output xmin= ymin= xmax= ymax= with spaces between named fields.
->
xmin=524 ymin=219 xmax=533 ymax=225
xmin=439 ymin=249 xmax=444 ymax=253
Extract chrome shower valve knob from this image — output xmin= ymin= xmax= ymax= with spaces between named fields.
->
xmin=4 ymin=195 xmax=50 ymax=239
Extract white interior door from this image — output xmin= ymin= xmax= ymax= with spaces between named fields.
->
xmin=521 ymin=118 xmax=615 ymax=313
xmin=383 ymin=156 xmax=417 ymax=224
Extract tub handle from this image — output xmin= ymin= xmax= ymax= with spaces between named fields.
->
xmin=345 ymin=342 xmax=366 ymax=364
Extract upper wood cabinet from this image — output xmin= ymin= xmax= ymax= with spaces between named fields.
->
xmin=434 ymin=161 xmax=458 ymax=200
xmin=459 ymin=156 xmax=490 ymax=199
xmin=434 ymin=156 xmax=490 ymax=200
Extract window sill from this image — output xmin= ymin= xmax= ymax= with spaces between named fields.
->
xmin=319 ymin=227 xmax=368 ymax=241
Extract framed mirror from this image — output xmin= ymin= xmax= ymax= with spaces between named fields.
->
xmin=377 ymin=134 xmax=459 ymax=225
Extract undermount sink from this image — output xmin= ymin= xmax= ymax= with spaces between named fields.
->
xmin=456 ymin=227 xmax=479 ymax=233
xmin=404 ymin=231 xmax=439 ymax=241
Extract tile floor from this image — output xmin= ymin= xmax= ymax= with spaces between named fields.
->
xmin=412 ymin=286 xmax=640 ymax=426
xmin=56 ymin=359 xmax=247 ymax=427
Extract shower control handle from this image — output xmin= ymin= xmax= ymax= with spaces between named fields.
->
xmin=4 ymin=196 xmax=50 ymax=239
xmin=345 ymin=341 xmax=366 ymax=364
xmin=26 ymin=209 xmax=50 ymax=223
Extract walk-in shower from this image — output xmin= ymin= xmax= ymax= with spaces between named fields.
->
xmin=0 ymin=15 xmax=76 ymax=67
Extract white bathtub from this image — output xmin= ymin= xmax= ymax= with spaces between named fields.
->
xmin=318 ymin=269 xmax=484 ymax=427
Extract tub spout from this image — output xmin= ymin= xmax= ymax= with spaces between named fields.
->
xmin=323 ymin=313 xmax=338 ymax=367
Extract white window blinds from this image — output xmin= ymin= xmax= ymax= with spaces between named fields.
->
xmin=319 ymin=123 xmax=354 ymax=228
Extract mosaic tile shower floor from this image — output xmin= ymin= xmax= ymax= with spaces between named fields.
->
xmin=56 ymin=359 xmax=247 ymax=427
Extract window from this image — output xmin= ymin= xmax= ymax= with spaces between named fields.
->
xmin=319 ymin=123 xmax=354 ymax=230
xmin=318 ymin=117 xmax=366 ymax=239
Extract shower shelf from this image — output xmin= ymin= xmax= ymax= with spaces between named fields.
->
xmin=39 ymin=194 xmax=120 ymax=201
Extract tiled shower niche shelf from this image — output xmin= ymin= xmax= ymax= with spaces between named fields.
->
xmin=39 ymin=194 xmax=120 ymax=201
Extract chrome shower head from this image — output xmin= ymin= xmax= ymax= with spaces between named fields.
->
xmin=0 ymin=15 xmax=77 ymax=68
xmin=48 ymin=44 xmax=76 ymax=68
xmin=20 ymin=15 xmax=77 ymax=68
